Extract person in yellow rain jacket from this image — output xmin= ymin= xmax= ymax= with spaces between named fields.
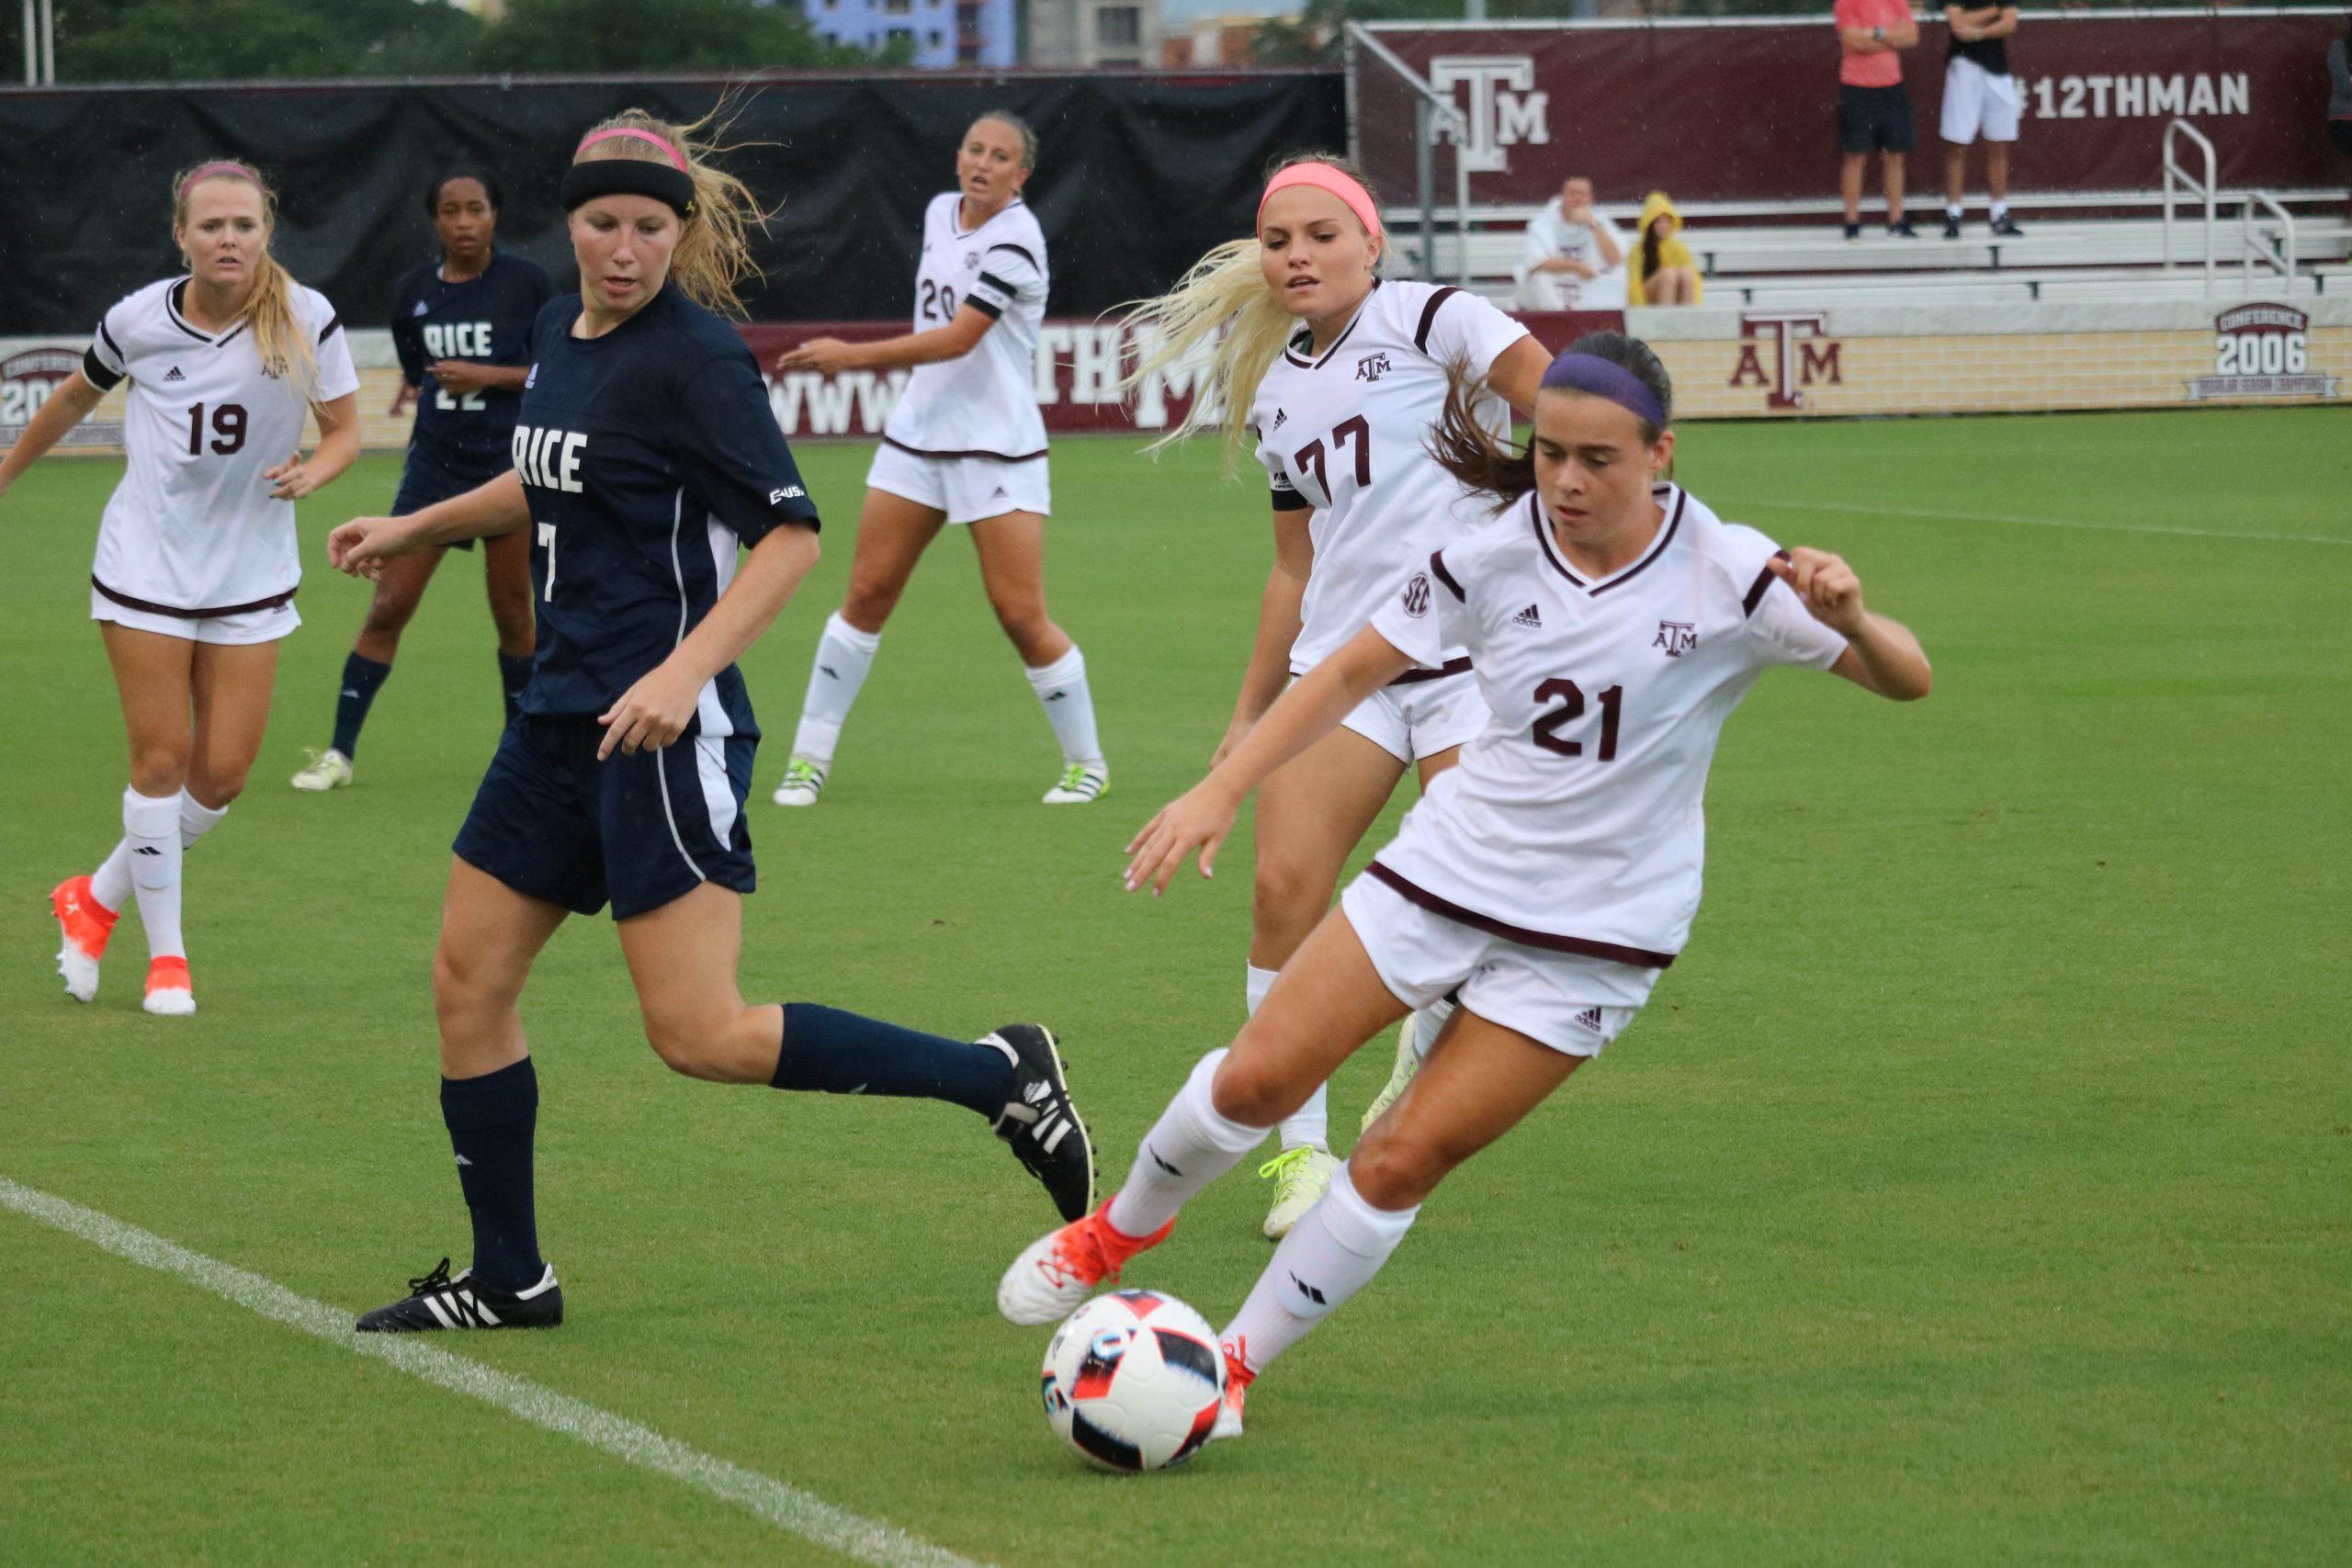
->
xmin=1627 ymin=192 xmax=1703 ymax=307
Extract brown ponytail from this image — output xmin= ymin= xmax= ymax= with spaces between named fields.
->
xmin=1426 ymin=363 xmax=1534 ymax=506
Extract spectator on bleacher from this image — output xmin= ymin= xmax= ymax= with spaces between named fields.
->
xmin=1940 ymin=3 xmax=2024 ymax=237
xmin=1627 ymin=192 xmax=1703 ymax=306
xmin=1835 ymin=0 xmax=1921 ymax=240
xmin=1512 ymin=175 xmax=1628 ymax=311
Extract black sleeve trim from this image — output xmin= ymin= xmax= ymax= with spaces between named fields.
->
xmin=318 ymin=314 xmax=344 ymax=344
xmin=983 ymin=243 xmax=1040 ymax=271
xmin=96 ymin=319 xmax=125 ymax=364
xmin=975 ymin=270 xmax=1018 ymax=297
xmin=1741 ymin=550 xmax=1792 ymax=618
xmin=1271 ymin=486 xmax=1311 ymax=513
xmin=1413 ymin=286 xmax=1464 ymax=355
xmin=1429 ymin=548 xmax=1466 ymax=602
xmin=966 ymin=295 xmax=1004 ymax=321
xmin=81 ymin=346 xmax=125 ymax=392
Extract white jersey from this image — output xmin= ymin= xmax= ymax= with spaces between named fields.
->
xmin=84 ymin=276 xmax=358 ymax=615
xmin=1249 ymin=278 xmax=1531 ymax=672
xmin=1366 ymin=485 xmax=1850 ymax=966
xmin=880 ymin=192 xmax=1049 ymax=462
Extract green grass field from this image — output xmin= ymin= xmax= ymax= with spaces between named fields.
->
xmin=2 ymin=409 xmax=2346 ymax=1566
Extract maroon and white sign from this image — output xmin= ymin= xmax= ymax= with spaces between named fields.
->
xmin=0 ymin=348 xmax=121 ymax=448
xmin=736 ymin=312 xmax=1623 ymax=440
xmin=2187 ymin=302 xmax=2336 ymax=401
xmin=1357 ymin=12 xmax=2345 ymax=208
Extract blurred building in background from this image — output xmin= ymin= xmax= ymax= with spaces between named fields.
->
xmin=797 ymin=0 xmax=1018 ymax=67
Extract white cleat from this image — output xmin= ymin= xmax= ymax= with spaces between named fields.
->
xmin=1360 ymin=1012 xmax=1423 ymax=1132
xmin=142 ymin=957 xmax=195 ymax=1017
xmin=1258 ymin=1146 xmax=1340 ymax=1241
xmin=289 ymin=748 xmax=353 ymax=792
xmin=997 ymin=1206 xmax=1171 ymax=1327
xmin=771 ymin=755 xmax=828 ymax=807
xmin=57 ymin=945 xmax=99 ymax=1004
xmin=51 ymin=876 xmax=114 ymax=1003
xmin=1041 ymin=761 xmax=1108 ymax=806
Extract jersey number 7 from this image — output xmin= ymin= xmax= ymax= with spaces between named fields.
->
xmin=537 ymin=522 xmax=557 ymax=601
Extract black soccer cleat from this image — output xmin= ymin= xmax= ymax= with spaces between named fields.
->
xmin=354 ymin=1257 xmax=563 ymax=1333
xmin=982 ymin=1023 xmax=1096 ymax=1224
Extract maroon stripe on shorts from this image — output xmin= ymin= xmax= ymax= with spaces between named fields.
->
xmin=1366 ymin=861 xmax=1677 ymax=968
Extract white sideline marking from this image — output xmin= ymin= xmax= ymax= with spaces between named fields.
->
xmin=0 ymin=1175 xmax=985 ymax=1568
xmin=1741 ymin=497 xmax=2351 ymax=547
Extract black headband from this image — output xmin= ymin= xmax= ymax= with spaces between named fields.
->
xmin=560 ymin=158 xmax=696 ymax=220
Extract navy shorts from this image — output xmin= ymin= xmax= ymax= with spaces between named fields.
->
xmin=1838 ymin=83 xmax=1917 ymax=154
xmin=452 ymin=713 xmax=756 ymax=920
xmin=394 ymin=451 xmax=512 ymax=550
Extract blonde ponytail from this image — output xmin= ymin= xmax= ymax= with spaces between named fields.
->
xmin=170 ymin=160 xmax=320 ymax=403
xmin=574 ymin=106 xmax=774 ymax=317
xmin=1117 ymin=150 xmax=1385 ymax=470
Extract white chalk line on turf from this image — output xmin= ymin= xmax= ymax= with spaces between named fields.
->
xmin=1740 ymin=497 xmax=2352 ymax=547
xmin=0 ymin=1176 xmax=985 ymax=1568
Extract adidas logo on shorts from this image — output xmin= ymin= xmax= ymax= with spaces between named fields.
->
xmin=1572 ymin=1007 xmax=1604 ymax=1033
xmin=1512 ymin=604 xmax=1543 ymax=628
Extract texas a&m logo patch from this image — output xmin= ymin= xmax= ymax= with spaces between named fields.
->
xmin=1654 ymin=621 xmax=1697 ymax=658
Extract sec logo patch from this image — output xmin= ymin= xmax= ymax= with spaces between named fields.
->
xmin=1401 ymin=572 xmax=1431 ymax=618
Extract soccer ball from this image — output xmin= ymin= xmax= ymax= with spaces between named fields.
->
xmin=1039 ymin=1290 xmax=1226 ymax=1472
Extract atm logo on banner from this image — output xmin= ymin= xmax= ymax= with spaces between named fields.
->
xmin=1428 ymin=56 xmax=1551 ymax=175
xmin=1730 ymin=313 xmax=1843 ymax=411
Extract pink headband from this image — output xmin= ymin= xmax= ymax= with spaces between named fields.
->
xmin=574 ymin=127 xmax=689 ymax=174
xmin=1257 ymin=163 xmax=1382 ymax=243
xmin=179 ymin=161 xmax=256 ymax=199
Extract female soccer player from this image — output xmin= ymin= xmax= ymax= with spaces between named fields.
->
xmin=998 ymin=333 xmax=1933 ymax=1442
xmin=3 ymin=160 xmax=361 ymax=1015
xmin=1119 ymin=153 xmax=1551 ymax=1237
xmin=325 ymin=110 xmax=1094 ymax=1334
xmin=290 ymin=168 xmax=554 ymax=792
xmin=769 ymin=112 xmax=1109 ymax=808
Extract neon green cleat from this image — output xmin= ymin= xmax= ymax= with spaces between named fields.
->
xmin=1042 ymin=761 xmax=1108 ymax=805
xmin=772 ymin=755 xmax=828 ymax=807
xmin=1258 ymin=1145 xmax=1339 ymax=1240
xmin=1360 ymin=1012 xmax=1422 ymax=1133
xmin=289 ymin=748 xmax=352 ymax=793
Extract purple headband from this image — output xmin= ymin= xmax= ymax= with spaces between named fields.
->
xmin=1540 ymin=351 xmax=1667 ymax=430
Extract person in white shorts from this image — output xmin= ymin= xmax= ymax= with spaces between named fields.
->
xmin=1120 ymin=153 xmax=1551 ymax=1238
xmin=0 ymin=159 xmax=360 ymax=1016
xmin=1940 ymin=3 xmax=2026 ymax=238
xmin=995 ymin=331 xmax=1934 ymax=1444
xmin=771 ymin=112 xmax=1107 ymax=809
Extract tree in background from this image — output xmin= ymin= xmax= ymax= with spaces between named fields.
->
xmin=41 ymin=0 xmax=897 ymax=81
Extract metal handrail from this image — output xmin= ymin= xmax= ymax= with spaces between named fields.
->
xmin=1345 ymin=22 xmax=1474 ymax=286
xmin=2161 ymin=117 xmax=2216 ymax=294
xmin=2240 ymin=190 xmax=2298 ymax=285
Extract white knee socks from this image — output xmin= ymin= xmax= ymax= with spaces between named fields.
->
xmin=1250 ymin=963 xmax=1330 ymax=1152
xmin=92 ymin=788 xmax=232 ymax=917
xmin=1105 ymin=1049 xmax=1271 ymax=1239
xmin=1024 ymin=645 xmax=1102 ymax=765
xmin=119 ymin=788 xmax=185 ymax=960
xmin=1221 ymin=1162 xmax=1420 ymax=1373
xmin=791 ymin=612 xmax=882 ymax=763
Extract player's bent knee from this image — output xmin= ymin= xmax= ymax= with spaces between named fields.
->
xmin=1208 ymin=1042 xmax=1305 ymax=1128
xmin=639 ymin=1010 xmax=740 ymax=1083
xmin=1348 ymin=1125 xmax=1451 ymax=1209
xmin=128 ymin=744 xmax=190 ymax=798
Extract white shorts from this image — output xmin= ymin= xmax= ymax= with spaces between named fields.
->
xmin=866 ymin=441 xmax=1050 ymax=525
xmin=1941 ymin=57 xmax=2020 ymax=145
xmin=91 ymin=588 xmax=300 ymax=646
xmin=1340 ymin=871 xmax=1658 ymax=1058
xmin=1338 ymin=666 xmax=1488 ymax=765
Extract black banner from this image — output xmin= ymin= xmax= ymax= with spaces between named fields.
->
xmin=0 ymin=72 xmax=1341 ymax=335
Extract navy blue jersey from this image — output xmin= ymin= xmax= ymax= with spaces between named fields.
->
xmin=514 ymin=285 xmax=821 ymax=723
xmin=391 ymin=251 xmax=558 ymax=478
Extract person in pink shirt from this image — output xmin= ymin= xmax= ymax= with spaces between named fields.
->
xmin=1835 ymin=0 xmax=1921 ymax=238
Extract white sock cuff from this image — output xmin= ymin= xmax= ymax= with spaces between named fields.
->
xmin=1023 ymin=644 xmax=1085 ymax=692
xmin=1244 ymin=963 xmax=1278 ymax=1018
xmin=1175 ymin=1049 xmax=1272 ymax=1155
xmin=124 ymin=787 xmax=179 ymax=836
xmin=178 ymin=792 xmax=230 ymax=845
xmin=822 ymin=612 xmax=882 ymax=656
xmin=1322 ymin=1165 xmax=1420 ymax=1258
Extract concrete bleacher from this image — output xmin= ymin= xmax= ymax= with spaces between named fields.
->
xmin=1390 ymin=197 xmax=2352 ymax=312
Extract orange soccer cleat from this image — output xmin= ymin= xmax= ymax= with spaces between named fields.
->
xmin=1211 ymin=1337 xmax=1256 ymax=1441
xmin=51 ymin=876 xmax=118 ymax=1003
xmin=143 ymin=955 xmax=195 ymax=1017
xmin=997 ymin=1201 xmax=1174 ymax=1326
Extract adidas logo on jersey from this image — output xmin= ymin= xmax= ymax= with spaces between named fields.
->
xmin=412 ymin=300 xmax=429 ymax=316
xmin=1573 ymin=1007 xmax=1604 ymax=1034
xmin=1512 ymin=604 xmax=1543 ymax=628
xmin=1271 ymin=408 xmax=1288 ymax=431
xmin=163 ymin=367 xmax=186 ymax=382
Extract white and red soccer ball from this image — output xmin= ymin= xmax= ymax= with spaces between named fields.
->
xmin=1039 ymin=1290 xmax=1225 ymax=1472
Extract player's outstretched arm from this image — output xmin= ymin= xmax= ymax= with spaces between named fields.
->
xmin=1125 ymin=622 xmax=1416 ymax=895
xmin=266 ymin=391 xmax=362 ymax=501
xmin=597 ymin=522 xmax=821 ymax=759
xmin=328 ymin=469 xmax=529 ymax=577
xmin=1770 ymin=547 xmax=1933 ymax=701
xmin=0 ymin=371 xmax=105 ymax=500
xmin=776 ymin=304 xmax=993 ymax=376
xmin=1214 ymin=508 xmax=1313 ymax=768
